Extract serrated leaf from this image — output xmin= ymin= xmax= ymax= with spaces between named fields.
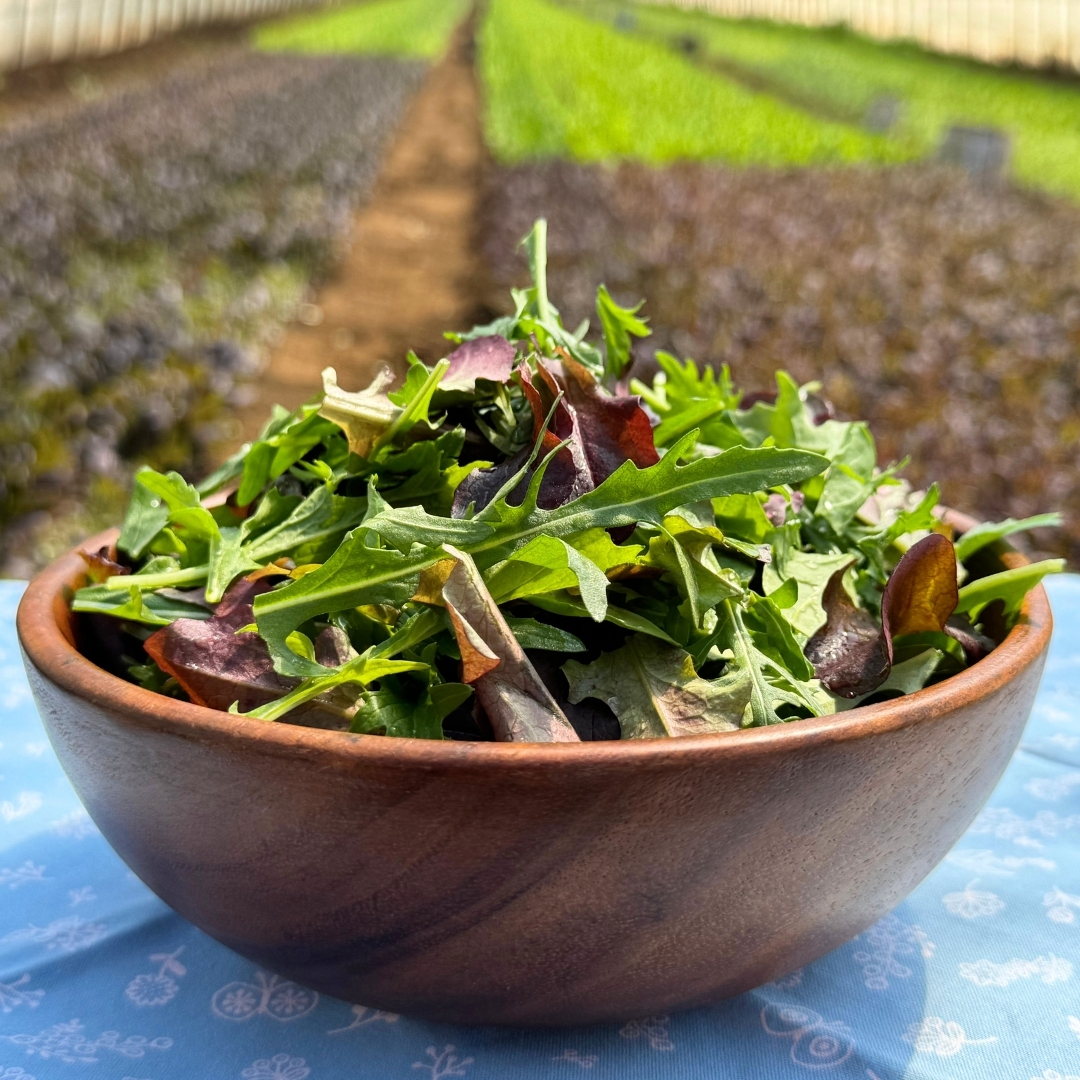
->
xmin=485 ymin=534 xmax=609 ymax=621
xmin=716 ymin=599 xmax=827 ymax=726
xmin=763 ymin=549 xmax=856 ymax=639
xmin=563 ymin=635 xmax=740 ymax=739
xmin=595 ymin=284 xmax=649 ymax=385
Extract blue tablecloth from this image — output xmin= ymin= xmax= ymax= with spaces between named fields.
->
xmin=2 ymin=577 xmax=1080 ymax=1080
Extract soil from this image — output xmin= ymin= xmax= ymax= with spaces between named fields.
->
xmin=233 ymin=22 xmax=492 ymax=443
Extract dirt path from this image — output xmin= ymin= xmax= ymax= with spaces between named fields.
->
xmin=235 ymin=24 xmax=488 ymax=441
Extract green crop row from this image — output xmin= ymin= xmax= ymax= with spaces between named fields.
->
xmin=578 ymin=0 xmax=1080 ymax=199
xmin=478 ymin=0 xmax=901 ymax=165
xmin=255 ymin=0 xmax=471 ymax=59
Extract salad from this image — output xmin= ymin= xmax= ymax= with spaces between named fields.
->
xmin=72 ymin=221 xmax=1064 ymax=742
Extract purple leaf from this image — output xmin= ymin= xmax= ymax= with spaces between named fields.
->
xmin=805 ymin=565 xmax=890 ymax=698
xmin=442 ymin=335 xmax=516 ymax=391
xmin=441 ymin=545 xmax=579 ymax=743
xmin=144 ymin=577 xmax=355 ymax=727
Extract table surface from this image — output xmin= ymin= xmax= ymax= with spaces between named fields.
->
xmin=1 ymin=578 xmax=1080 ymax=1080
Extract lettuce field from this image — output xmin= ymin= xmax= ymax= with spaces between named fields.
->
xmin=2 ymin=0 xmax=1080 ymax=573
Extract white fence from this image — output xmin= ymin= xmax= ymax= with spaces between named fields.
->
xmin=662 ymin=0 xmax=1080 ymax=69
xmin=0 ymin=0 xmax=321 ymax=73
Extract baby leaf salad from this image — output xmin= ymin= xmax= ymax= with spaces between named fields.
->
xmin=72 ymin=221 xmax=1064 ymax=742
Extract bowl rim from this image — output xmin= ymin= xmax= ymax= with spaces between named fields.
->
xmin=16 ymin=518 xmax=1054 ymax=771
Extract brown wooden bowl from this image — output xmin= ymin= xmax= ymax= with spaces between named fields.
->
xmin=16 ymin=521 xmax=1052 ymax=1026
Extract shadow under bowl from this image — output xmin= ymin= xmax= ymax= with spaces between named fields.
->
xmin=16 ymin=525 xmax=1051 ymax=1025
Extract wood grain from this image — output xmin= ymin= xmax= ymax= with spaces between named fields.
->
xmin=17 ymin=525 xmax=1052 ymax=1025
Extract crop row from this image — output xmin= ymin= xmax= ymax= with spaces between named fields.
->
xmin=256 ymin=0 xmax=470 ymax=58
xmin=481 ymin=161 xmax=1080 ymax=563
xmin=478 ymin=0 xmax=900 ymax=165
xmin=561 ymin=0 xmax=1080 ymax=200
xmin=0 ymin=50 xmax=424 ymax=575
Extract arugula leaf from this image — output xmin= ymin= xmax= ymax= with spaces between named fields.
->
xmin=953 ymin=513 xmax=1064 ymax=564
xmin=72 ymin=584 xmax=211 ymax=626
xmin=528 ymin=591 xmax=680 ymax=645
xmin=715 ymin=599 xmax=828 ymax=727
xmin=762 ymin=549 xmax=855 ymax=639
xmin=485 ymin=534 xmax=609 ymax=621
xmin=504 ymin=617 xmax=585 ymax=653
xmin=817 ymin=423 xmax=876 ymax=533
xmin=563 ymin=634 xmax=741 ymax=738
xmin=595 ymin=284 xmax=649 ymax=385
xmin=117 ymin=476 xmax=171 ymax=559
xmin=955 ymin=559 xmax=1065 ymax=619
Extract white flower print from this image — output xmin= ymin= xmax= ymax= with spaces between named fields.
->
xmin=0 ymin=864 xmax=48 ymax=890
xmin=946 ymin=849 xmax=1056 ymax=877
xmin=853 ymin=913 xmax=934 ymax=990
xmin=327 ymin=1005 xmax=399 ymax=1034
xmin=552 ymin=1049 xmax=598 ymax=1068
xmin=942 ymin=882 xmax=1005 ymax=919
xmin=0 ymin=1019 xmax=172 ymax=1064
xmin=0 ymin=975 xmax=43 ymax=1013
xmin=761 ymin=1002 xmax=855 ymax=1070
xmin=1026 ymin=773 xmax=1080 ymax=802
xmin=49 ymin=809 xmax=98 ymax=840
xmin=1069 ymin=1015 xmax=1080 ymax=1040
xmin=412 ymin=1045 xmax=473 ymax=1079
xmin=0 ymin=1068 xmax=36 ymax=1079
xmin=959 ymin=953 xmax=1072 ymax=987
xmin=1045 ymin=888 xmax=1080 ymax=924
xmin=3 ymin=917 xmax=106 ymax=953
xmin=902 ymin=1017 xmax=997 ymax=1056
xmin=126 ymin=949 xmax=186 ymax=1007
xmin=241 ymin=1054 xmax=310 ymax=1080
xmin=971 ymin=808 xmax=1080 ymax=849
xmin=68 ymin=887 xmax=95 ymax=907
xmin=211 ymin=971 xmax=317 ymax=1022
xmin=767 ymin=969 xmax=804 ymax=990
xmin=1032 ymin=1071 xmax=1080 ymax=1080
xmin=0 ymin=794 xmax=42 ymax=824
xmin=619 ymin=1016 xmax=674 ymax=1052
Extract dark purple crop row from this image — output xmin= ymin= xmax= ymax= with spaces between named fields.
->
xmin=481 ymin=161 xmax=1080 ymax=564
xmin=0 ymin=51 xmax=423 ymax=573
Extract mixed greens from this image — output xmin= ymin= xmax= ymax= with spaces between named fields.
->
xmin=71 ymin=221 xmax=1064 ymax=742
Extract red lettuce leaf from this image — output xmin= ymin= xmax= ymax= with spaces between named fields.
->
xmin=807 ymin=533 xmax=962 ymax=699
xmin=79 ymin=545 xmax=129 ymax=583
xmin=881 ymin=533 xmax=959 ymax=656
xmin=443 ymin=335 xmax=517 ymax=391
xmin=805 ymin=565 xmax=889 ymax=698
xmin=441 ymin=545 xmax=579 ymax=743
xmin=143 ymin=578 xmax=355 ymax=727
xmin=453 ymin=358 xmax=658 ymax=516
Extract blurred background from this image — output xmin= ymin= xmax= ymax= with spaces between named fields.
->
xmin=2 ymin=0 xmax=1079 ymax=577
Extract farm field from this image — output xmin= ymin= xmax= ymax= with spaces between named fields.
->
xmin=255 ymin=0 xmax=470 ymax=58
xmin=2 ymin=0 xmax=1080 ymax=574
xmin=480 ymin=0 xmax=899 ymax=164
xmin=479 ymin=160 xmax=1080 ymax=563
xmin=0 ymin=30 xmax=428 ymax=575
xmin=568 ymin=0 xmax=1080 ymax=199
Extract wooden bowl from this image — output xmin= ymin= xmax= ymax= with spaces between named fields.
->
xmin=17 ymin=525 xmax=1052 ymax=1026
